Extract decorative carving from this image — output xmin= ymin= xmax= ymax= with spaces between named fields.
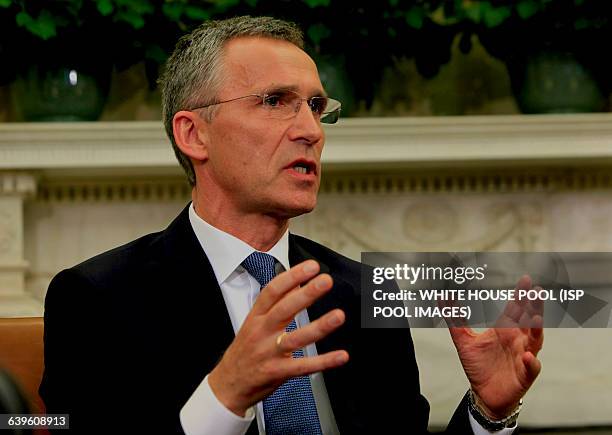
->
xmin=38 ymin=179 xmax=191 ymax=202
xmin=321 ymin=170 xmax=612 ymax=195
xmin=0 ymin=172 xmax=36 ymax=296
xmin=0 ymin=208 xmax=16 ymax=256
xmin=30 ymin=169 xmax=612 ymax=206
xmin=402 ymin=201 xmax=458 ymax=244
xmin=0 ymin=172 xmax=36 ymax=196
xmin=303 ymin=196 xmax=544 ymax=255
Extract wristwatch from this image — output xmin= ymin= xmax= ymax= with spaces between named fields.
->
xmin=467 ymin=389 xmax=522 ymax=432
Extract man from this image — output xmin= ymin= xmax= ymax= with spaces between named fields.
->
xmin=40 ymin=16 xmax=543 ymax=434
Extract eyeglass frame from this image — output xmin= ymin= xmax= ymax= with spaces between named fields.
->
xmin=187 ymin=89 xmax=342 ymax=124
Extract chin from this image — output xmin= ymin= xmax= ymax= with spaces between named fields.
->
xmin=270 ymin=197 xmax=317 ymax=219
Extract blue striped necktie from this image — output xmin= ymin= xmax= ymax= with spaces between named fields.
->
xmin=242 ymin=252 xmax=323 ymax=435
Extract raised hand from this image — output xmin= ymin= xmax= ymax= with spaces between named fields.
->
xmin=448 ymin=275 xmax=544 ymax=419
xmin=208 ymin=260 xmax=348 ymax=416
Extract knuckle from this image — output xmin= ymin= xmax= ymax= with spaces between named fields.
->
xmin=242 ymin=319 xmax=265 ymax=340
xmin=316 ymin=316 xmax=334 ymax=333
xmin=304 ymin=280 xmax=321 ymax=298
xmin=261 ymin=361 xmax=283 ymax=380
xmin=264 ymin=282 xmax=281 ymax=298
xmin=251 ymin=345 xmax=268 ymax=362
xmin=289 ymin=266 xmax=304 ymax=282
xmin=295 ymin=331 xmax=313 ymax=349
xmin=283 ymin=333 xmax=296 ymax=350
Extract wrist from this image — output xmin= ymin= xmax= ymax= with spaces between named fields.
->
xmin=472 ymin=390 xmax=519 ymax=420
xmin=467 ymin=389 xmax=522 ymax=431
xmin=208 ymin=368 xmax=249 ymax=417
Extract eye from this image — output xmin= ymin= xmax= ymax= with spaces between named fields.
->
xmin=309 ymin=97 xmax=328 ymax=115
xmin=262 ymin=94 xmax=283 ymax=107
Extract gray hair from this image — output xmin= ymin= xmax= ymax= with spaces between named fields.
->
xmin=159 ymin=16 xmax=305 ymax=187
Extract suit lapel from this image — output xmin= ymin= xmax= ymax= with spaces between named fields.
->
xmin=288 ymin=235 xmax=353 ymax=322
xmin=149 ymin=206 xmax=236 ymax=400
xmin=289 ymin=235 xmax=362 ymax=433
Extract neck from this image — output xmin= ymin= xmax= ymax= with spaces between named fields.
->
xmin=192 ymin=190 xmax=289 ymax=252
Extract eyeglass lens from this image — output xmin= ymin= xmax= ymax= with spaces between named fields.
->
xmin=261 ymin=91 xmax=338 ymax=124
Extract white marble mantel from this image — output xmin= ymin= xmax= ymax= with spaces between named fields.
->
xmin=2 ymin=114 xmax=612 ymax=428
xmin=2 ymin=114 xmax=612 ymax=173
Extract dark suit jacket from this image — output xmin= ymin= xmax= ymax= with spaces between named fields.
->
xmin=40 ymin=205 xmax=472 ymax=434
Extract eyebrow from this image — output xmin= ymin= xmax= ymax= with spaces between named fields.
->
xmin=261 ymin=84 xmax=328 ymax=98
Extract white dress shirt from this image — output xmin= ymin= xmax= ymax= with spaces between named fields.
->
xmin=180 ymin=203 xmax=515 ymax=435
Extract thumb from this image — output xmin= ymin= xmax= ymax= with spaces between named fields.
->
xmin=522 ymin=351 xmax=542 ymax=383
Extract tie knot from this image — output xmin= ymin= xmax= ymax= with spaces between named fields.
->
xmin=241 ymin=252 xmax=277 ymax=287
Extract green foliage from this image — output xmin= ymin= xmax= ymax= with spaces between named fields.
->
xmin=0 ymin=0 xmax=609 ymax=96
xmin=482 ymin=5 xmax=511 ymax=28
xmin=307 ymin=23 xmax=331 ymax=46
xmin=0 ymin=0 xmax=240 ymax=42
xmin=517 ymin=1 xmax=539 ymax=19
xmin=405 ymin=7 xmax=425 ymax=29
xmin=304 ymin=0 xmax=330 ymax=7
xmin=0 ymin=0 xmax=244 ymax=86
xmin=411 ymin=0 xmax=612 ymax=96
xmin=15 ymin=9 xmax=57 ymax=39
xmin=96 ymin=0 xmax=114 ymax=16
xmin=161 ymin=1 xmax=214 ymax=24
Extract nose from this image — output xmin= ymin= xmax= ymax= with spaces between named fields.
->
xmin=286 ymin=99 xmax=324 ymax=145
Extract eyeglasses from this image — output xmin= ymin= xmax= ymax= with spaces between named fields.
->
xmin=189 ymin=89 xmax=342 ymax=124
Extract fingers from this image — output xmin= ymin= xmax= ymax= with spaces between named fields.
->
xmin=282 ymin=350 xmax=349 ymax=379
xmin=497 ymin=279 xmax=545 ymax=329
xmin=495 ymin=299 xmax=524 ymax=328
xmin=277 ymin=309 xmax=345 ymax=354
xmin=251 ymin=260 xmax=320 ymax=315
xmin=267 ymin=274 xmax=333 ymax=326
xmin=515 ymin=274 xmax=532 ymax=291
xmin=527 ymin=315 xmax=544 ymax=355
xmin=213 ymin=260 xmax=349 ymax=414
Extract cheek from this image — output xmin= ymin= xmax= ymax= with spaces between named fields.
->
xmin=211 ymin=123 xmax=252 ymax=161
xmin=246 ymin=127 xmax=286 ymax=166
xmin=210 ymin=119 xmax=286 ymax=178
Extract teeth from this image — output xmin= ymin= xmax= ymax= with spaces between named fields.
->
xmin=294 ymin=166 xmax=308 ymax=174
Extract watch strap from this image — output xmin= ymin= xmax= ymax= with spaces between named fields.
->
xmin=467 ymin=389 xmax=522 ymax=432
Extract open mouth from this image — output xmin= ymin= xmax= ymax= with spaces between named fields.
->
xmin=289 ymin=160 xmax=316 ymax=175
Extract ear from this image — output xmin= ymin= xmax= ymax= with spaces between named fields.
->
xmin=172 ymin=110 xmax=210 ymax=162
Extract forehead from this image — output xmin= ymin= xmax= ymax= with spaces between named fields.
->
xmin=220 ymin=36 xmax=323 ymax=96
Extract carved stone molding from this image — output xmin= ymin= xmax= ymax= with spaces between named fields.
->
xmin=295 ymin=196 xmax=545 ymax=257
xmin=0 ymin=207 xmax=17 ymax=257
xmin=0 ymin=172 xmax=36 ymax=196
xmin=38 ymin=179 xmax=190 ymax=202
xmin=322 ymin=114 xmax=612 ymax=168
xmin=321 ymin=168 xmax=612 ymax=194
xmin=3 ymin=115 xmax=612 ymax=174
xmin=0 ymin=122 xmax=172 ymax=170
xmin=24 ymin=167 xmax=612 ymax=205
xmin=0 ymin=172 xmax=36 ymax=303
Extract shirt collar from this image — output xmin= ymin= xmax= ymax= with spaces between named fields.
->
xmin=188 ymin=203 xmax=290 ymax=285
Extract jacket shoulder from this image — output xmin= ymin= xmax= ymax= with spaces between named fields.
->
xmin=290 ymin=233 xmax=362 ymax=276
xmin=70 ymin=231 xmax=164 ymax=284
